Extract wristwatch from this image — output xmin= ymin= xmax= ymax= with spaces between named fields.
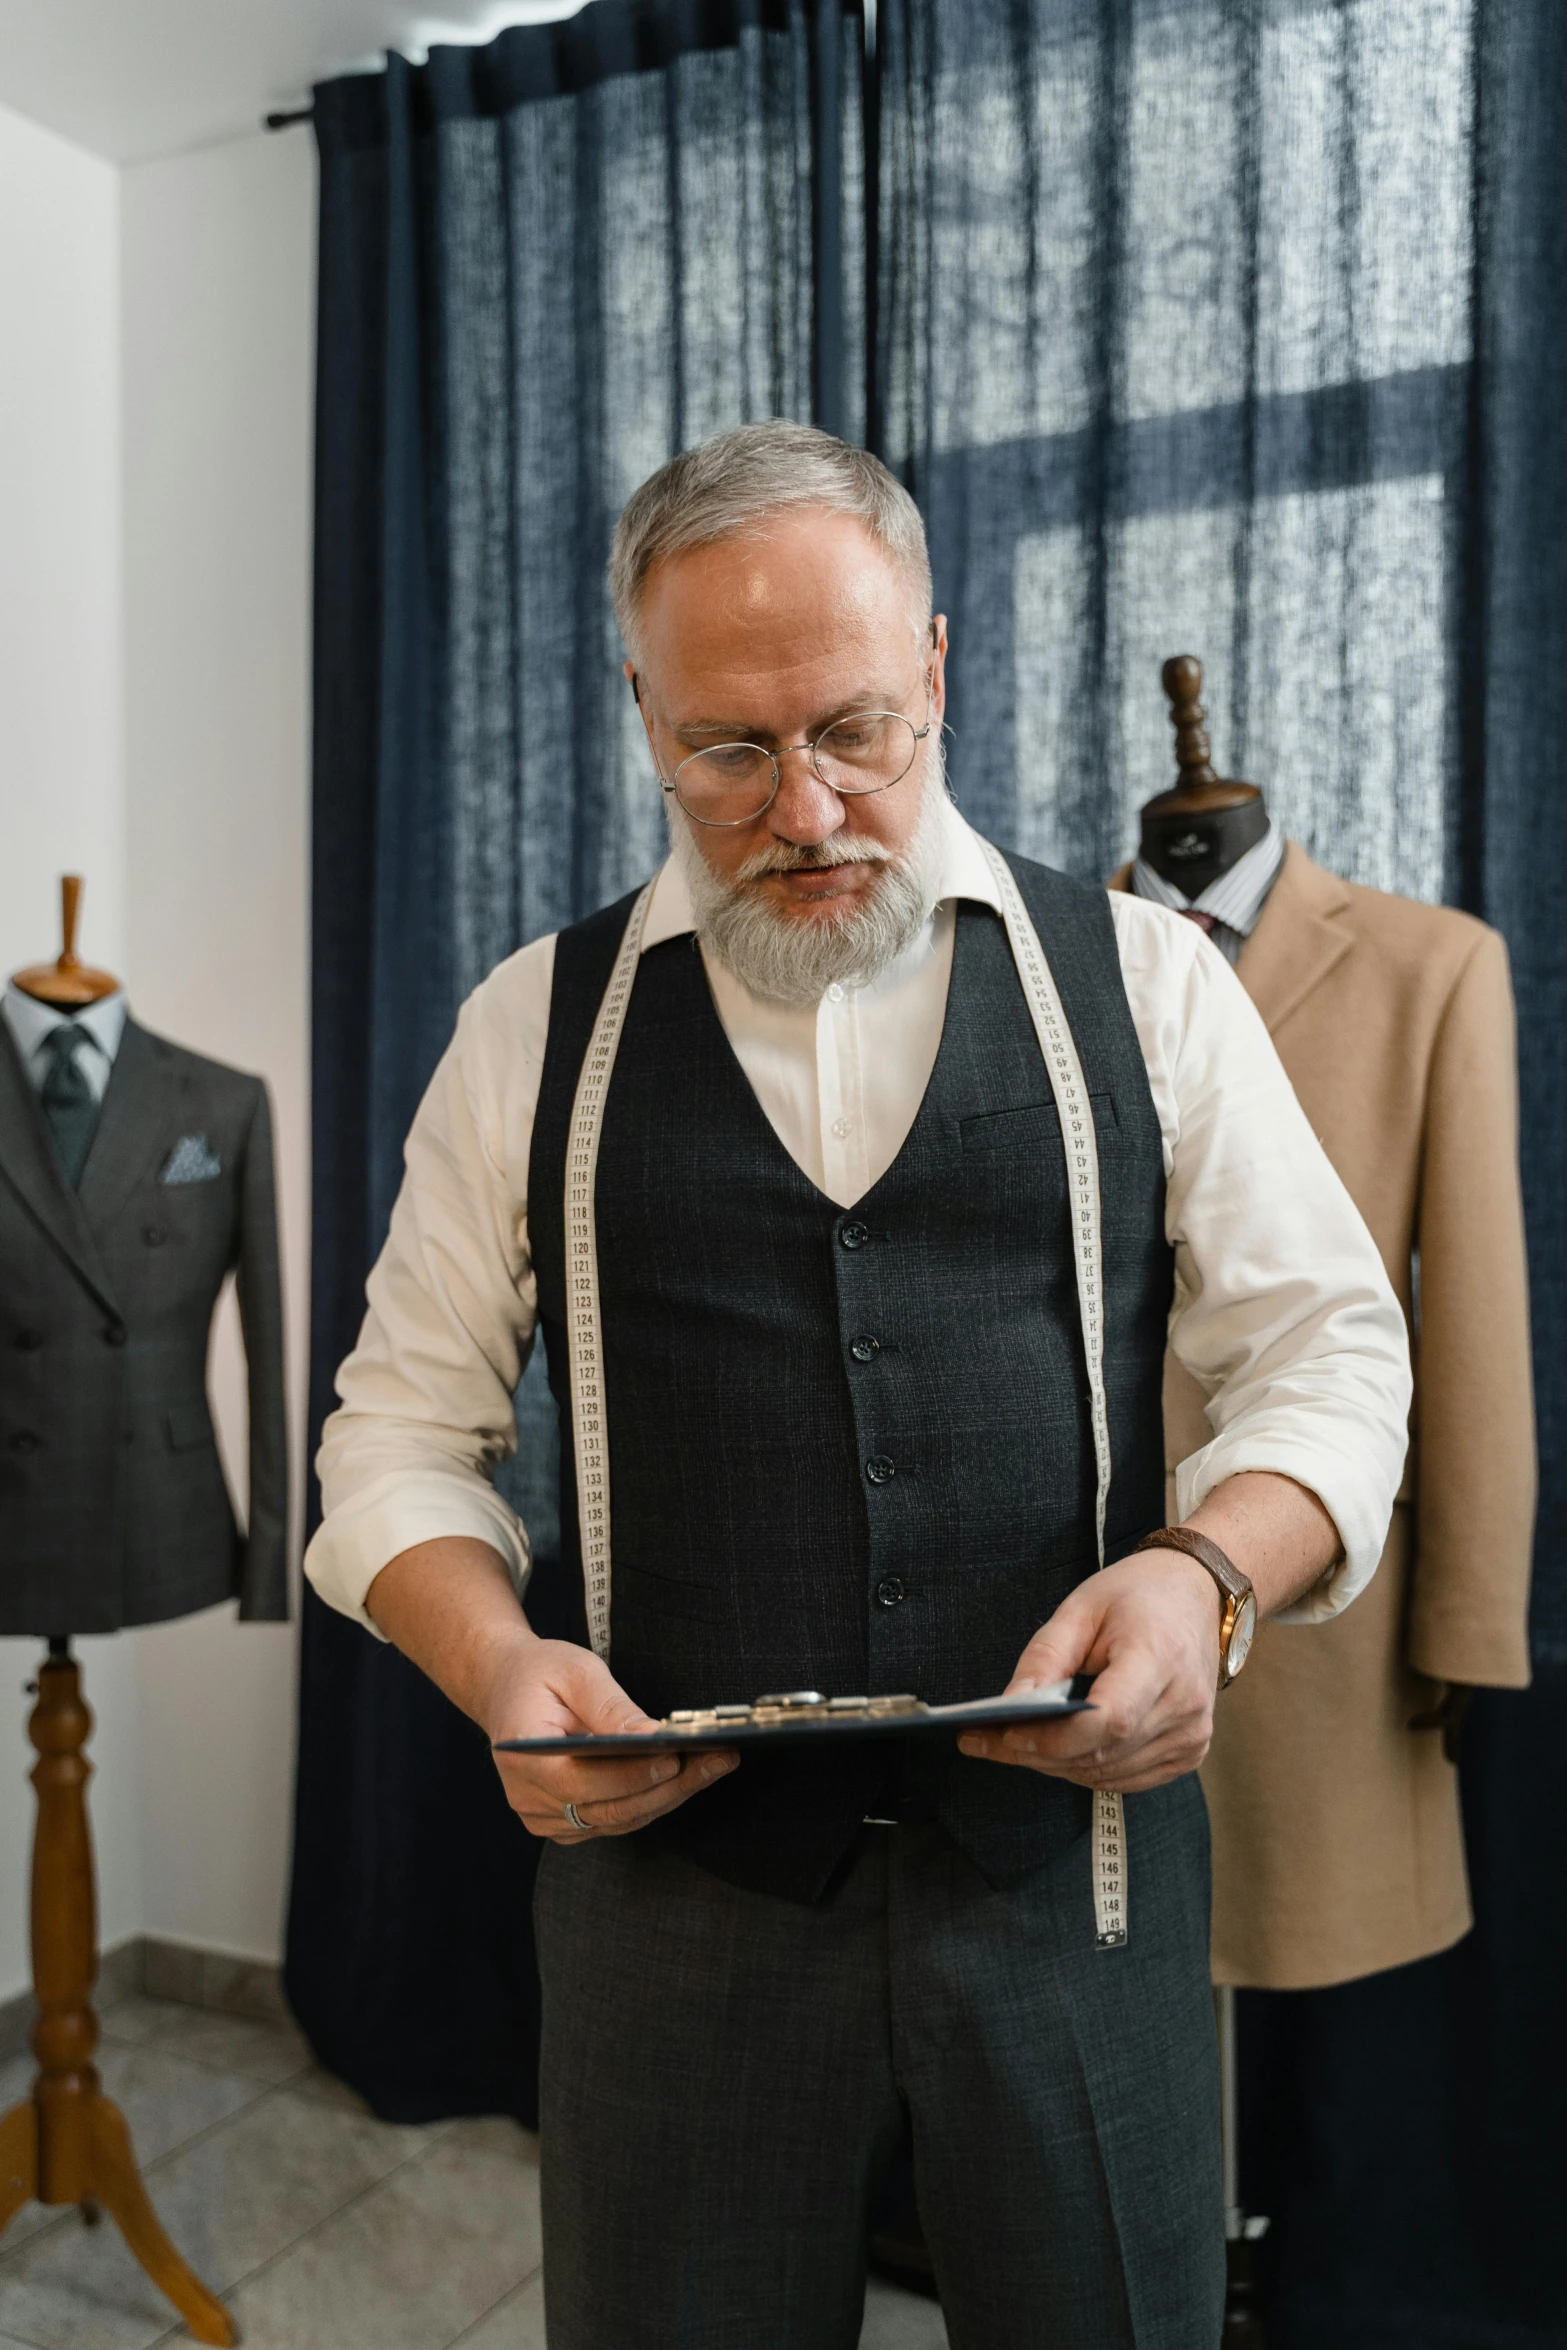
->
xmin=1131 ymin=1527 xmax=1257 ymax=1689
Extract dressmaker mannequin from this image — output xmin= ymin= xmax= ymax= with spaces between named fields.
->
xmin=1139 ymin=655 xmax=1268 ymax=892
xmin=0 ymin=878 xmax=236 ymax=2346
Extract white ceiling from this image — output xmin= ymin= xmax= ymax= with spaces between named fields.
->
xmin=0 ymin=0 xmax=589 ymax=167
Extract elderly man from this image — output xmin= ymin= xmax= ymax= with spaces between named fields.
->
xmin=306 ymin=421 xmax=1410 ymax=2350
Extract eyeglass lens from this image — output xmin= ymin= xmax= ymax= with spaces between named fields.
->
xmin=674 ymin=712 xmax=920 ymax=826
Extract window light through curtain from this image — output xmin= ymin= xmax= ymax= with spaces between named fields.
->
xmin=879 ymin=0 xmax=1474 ymax=904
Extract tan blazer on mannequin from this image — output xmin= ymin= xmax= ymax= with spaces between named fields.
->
xmin=1110 ymin=843 xmax=1534 ymax=1987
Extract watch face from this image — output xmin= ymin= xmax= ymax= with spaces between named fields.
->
xmin=1227 ymin=1592 xmax=1258 ymax=1679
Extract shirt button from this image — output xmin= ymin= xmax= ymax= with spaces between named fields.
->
xmin=831 ymin=1117 xmax=852 ymax=1140
xmin=10 ymin=1431 xmax=39 ymax=1454
xmin=875 ymin=1575 xmax=906 ymax=1607
xmin=865 ymin=1455 xmax=896 ymax=1485
xmin=827 ymin=983 xmax=845 ymax=1002
xmin=102 ymin=1324 xmax=127 ymax=1347
xmin=13 ymin=1329 xmax=42 ymax=1351
xmin=850 ymin=1335 xmax=880 ymax=1363
xmin=840 ymin=1222 xmax=870 ymax=1251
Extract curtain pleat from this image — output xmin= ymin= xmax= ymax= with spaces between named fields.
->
xmin=873 ymin=4 xmax=1566 ymax=2340
xmin=291 ymin=0 xmax=864 ymax=2126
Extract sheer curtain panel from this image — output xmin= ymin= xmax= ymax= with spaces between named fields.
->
xmin=873 ymin=5 xmax=1566 ymax=2339
xmin=293 ymin=0 xmax=866 ymax=2125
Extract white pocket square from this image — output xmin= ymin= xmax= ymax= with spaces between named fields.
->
xmin=161 ymin=1133 xmax=222 ymax=1185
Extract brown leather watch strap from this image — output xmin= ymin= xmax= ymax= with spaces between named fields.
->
xmin=1130 ymin=1524 xmax=1250 ymax=1600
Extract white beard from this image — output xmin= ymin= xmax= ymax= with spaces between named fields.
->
xmin=670 ymin=765 xmax=950 ymax=1008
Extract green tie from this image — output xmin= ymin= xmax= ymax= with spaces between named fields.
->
xmin=40 ymin=1023 xmax=100 ymax=1188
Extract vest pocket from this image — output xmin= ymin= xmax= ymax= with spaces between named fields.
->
xmin=612 ymin=1557 xmax=724 ymax=1626
xmin=959 ymin=1091 xmax=1118 ymax=1148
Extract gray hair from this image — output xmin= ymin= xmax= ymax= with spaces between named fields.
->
xmin=610 ymin=420 xmax=932 ymax=661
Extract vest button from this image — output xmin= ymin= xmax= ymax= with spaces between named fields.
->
xmin=849 ymin=1335 xmax=880 ymax=1363
xmin=10 ymin=1431 xmax=39 ymax=1454
xmin=143 ymin=1225 xmax=167 ymax=1247
xmin=103 ymin=1324 xmax=127 ymax=1347
xmin=875 ymin=1575 xmax=906 ymax=1607
xmin=865 ymin=1454 xmax=896 ymax=1485
xmin=839 ymin=1222 xmax=870 ymax=1251
xmin=13 ymin=1329 xmax=42 ymax=1351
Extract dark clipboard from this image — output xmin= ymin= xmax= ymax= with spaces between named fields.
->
xmin=494 ymin=1685 xmax=1093 ymax=1759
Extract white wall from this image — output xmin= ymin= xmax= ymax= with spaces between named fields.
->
xmin=120 ymin=128 xmax=316 ymax=1967
xmin=0 ymin=97 xmax=135 ymax=2000
xmin=0 ymin=115 xmax=315 ymax=2003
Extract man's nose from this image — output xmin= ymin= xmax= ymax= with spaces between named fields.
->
xmin=768 ymin=747 xmax=844 ymax=847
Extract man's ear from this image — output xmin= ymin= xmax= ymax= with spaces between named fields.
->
xmin=929 ymin=614 xmax=950 ymax=722
xmin=627 ymin=663 xmax=662 ymax=776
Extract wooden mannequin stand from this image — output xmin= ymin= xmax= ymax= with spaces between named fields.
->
xmin=0 ymin=1643 xmax=237 ymax=2344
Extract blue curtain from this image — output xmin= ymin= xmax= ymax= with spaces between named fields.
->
xmin=872 ymin=3 xmax=1565 ymax=2341
xmin=294 ymin=0 xmax=1565 ymax=2331
xmin=291 ymin=0 xmax=866 ymax=2124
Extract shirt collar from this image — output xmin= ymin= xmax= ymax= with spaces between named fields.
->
xmin=2 ymin=980 xmax=128 ymax=1070
xmin=640 ymin=794 xmax=1004 ymax=951
xmin=1130 ymin=815 xmax=1284 ymax=935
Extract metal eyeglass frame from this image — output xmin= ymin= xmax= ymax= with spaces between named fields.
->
xmin=645 ymin=673 xmax=937 ymax=829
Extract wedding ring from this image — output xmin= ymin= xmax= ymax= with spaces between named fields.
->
xmin=562 ymin=1800 xmax=589 ymax=1833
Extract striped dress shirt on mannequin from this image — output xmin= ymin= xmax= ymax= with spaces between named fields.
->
xmin=1130 ymin=819 xmax=1286 ymax=965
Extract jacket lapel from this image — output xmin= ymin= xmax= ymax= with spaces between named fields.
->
xmin=1108 ymin=840 xmax=1356 ymax=1035
xmin=1237 ymin=844 xmax=1355 ymax=1035
xmin=77 ymin=1019 xmax=188 ymax=1233
xmin=0 ymin=1016 xmax=120 ymax=1314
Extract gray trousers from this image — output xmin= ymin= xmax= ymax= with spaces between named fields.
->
xmin=534 ymin=1778 xmax=1224 ymax=2350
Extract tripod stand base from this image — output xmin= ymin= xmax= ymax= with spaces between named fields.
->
xmin=0 ymin=2090 xmax=237 ymax=2344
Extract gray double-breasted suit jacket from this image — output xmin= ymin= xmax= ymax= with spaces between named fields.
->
xmin=0 ymin=1014 xmax=288 ymax=1635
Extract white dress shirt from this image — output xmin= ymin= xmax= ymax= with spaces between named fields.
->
xmin=2 ymin=980 xmax=128 ymax=1101
xmin=305 ymin=799 xmax=1410 ymax=1641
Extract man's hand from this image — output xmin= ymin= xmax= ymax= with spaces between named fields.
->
xmin=363 ymin=1535 xmax=737 ymax=1844
xmin=478 ymin=1632 xmax=738 ymax=1843
xmin=957 ymin=1552 xmax=1220 ymax=1792
xmin=957 ymin=1471 xmax=1344 ymax=1793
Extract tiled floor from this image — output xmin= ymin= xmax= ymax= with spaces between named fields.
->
xmin=0 ymin=1995 xmax=948 ymax=2348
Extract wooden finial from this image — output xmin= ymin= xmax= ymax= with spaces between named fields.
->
xmin=10 ymin=876 xmax=122 ymax=1008
xmin=1142 ymin=654 xmax=1259 ymax=817
xmin=1161 ymin=655 xmax=1218 ymax=791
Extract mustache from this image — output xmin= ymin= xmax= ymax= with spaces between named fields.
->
xmin=731 ymin=834 xmax=896 ymax=885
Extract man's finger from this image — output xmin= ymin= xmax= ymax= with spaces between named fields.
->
xmin=1006 ymin=1594 xmax=1102 ymax=1692
xmin=983 ymin=1651 xmax=1168 ymax=1767
xmin=544 ymin=1653 xmax=661 ymax=1737
xmin=496 ymin=1750 xmax=683 ymax=1810
xmin=510 ymin=1751 xmax=738 ymax=1839
xmin=959 ymin=1651 xmax=1189 ymax=1770
xmin=1049 ymin=1648 xmax=1170 ymax=1755
xmin=575 ymin=1752 xmax=737 ymax=1829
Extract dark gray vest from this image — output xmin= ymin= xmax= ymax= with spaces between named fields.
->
xmin=529 ymin=850 xmax=1173 ymax=1903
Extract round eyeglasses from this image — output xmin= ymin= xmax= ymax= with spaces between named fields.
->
xmin=660 ymin=697 xmax=933 ymax=828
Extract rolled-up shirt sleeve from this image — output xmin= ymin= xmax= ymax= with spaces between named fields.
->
xmin=1110 ymin=894 xmax=1412 ymax=1621
xmin=303 ymin=936 xmax=556 ymax=1634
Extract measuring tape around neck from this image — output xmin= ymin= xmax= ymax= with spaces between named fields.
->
xmin=978 ymin=842 xmax=1126 ymax=1949
xmin=562 ymin=879 xmax=655 ymax=1665
xmin=562 ymin=851 xmax=1127 ymax=1950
